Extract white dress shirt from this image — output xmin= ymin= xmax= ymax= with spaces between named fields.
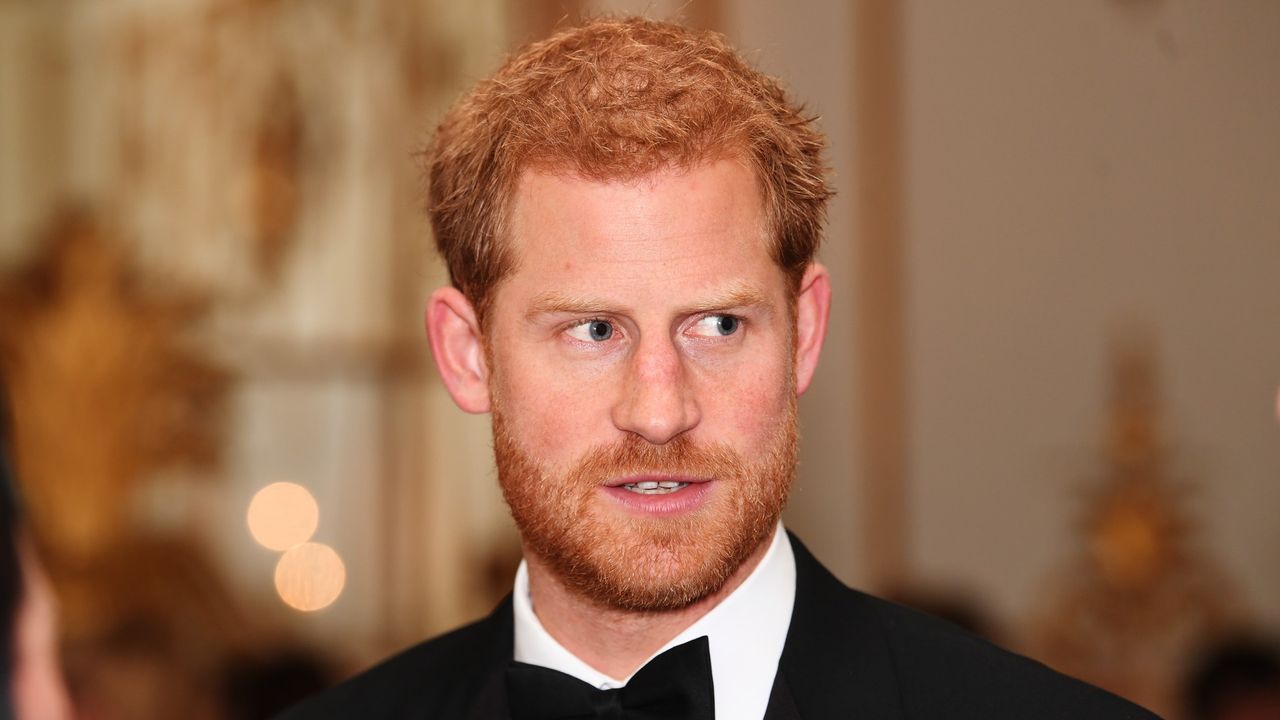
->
xmin=512 ymin=522 xmax=796 ymax=720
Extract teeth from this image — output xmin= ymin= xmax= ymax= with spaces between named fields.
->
xmin=622 ymin=481 xmax=690 ymax=495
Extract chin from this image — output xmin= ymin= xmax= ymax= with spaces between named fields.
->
xmin=532 ymin=502 xmax=779 ymax=612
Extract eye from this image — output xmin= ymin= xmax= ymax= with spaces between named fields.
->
xmin=566 ymin=319 xmax=615 ymax=342
xmin=690 ymin=314 xmax=741 ymax=337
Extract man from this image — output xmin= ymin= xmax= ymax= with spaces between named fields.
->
xmin=284 ymin=17 xmax=1159 ymax=719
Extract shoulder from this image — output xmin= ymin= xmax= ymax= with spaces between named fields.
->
xmin=782 ymin=533 xmax=1161 ymax=719
xmin=276 ymin=598 xmax=512 ymax=720
xmin=860 ymin=592 xmax=1160 ymax=719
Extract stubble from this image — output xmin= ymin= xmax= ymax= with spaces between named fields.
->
xmin=492 ymin=398 xmax=798 ymax=612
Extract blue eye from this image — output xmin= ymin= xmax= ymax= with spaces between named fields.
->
xmin=691 ymin=315 xmax=741 ymax=337
xmin=588 ymin=321 xmax=613 ymax=341
xmin=567 ymin=319 xmax=615 ymax=342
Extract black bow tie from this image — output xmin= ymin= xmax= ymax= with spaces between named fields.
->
xmin=505 ymin=635 xmax=715 ymax=720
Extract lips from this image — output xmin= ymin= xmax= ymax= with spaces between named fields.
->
xmin=600 ymin=475 xmax=713 ymax=515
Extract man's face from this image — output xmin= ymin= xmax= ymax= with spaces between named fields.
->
xmin=483 ymin=158 xmax=804 ymax=611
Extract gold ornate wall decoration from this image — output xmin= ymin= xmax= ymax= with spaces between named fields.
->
xmin=80 ymin=0 xmax=409 ymax=301
xmin=1031 ymin=333 xmax=1237 ymax=717
xmin=1 ymin=2 xmax=512 ymax=706
xmin=246 ymin=73 xmax=304 ymax=283
xmin=0 ymin=210 xmax=232 ymax=637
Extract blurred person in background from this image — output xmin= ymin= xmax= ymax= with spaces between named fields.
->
xmin=1184 ymin=636 xmax=1280 ymax=720
xmin=1174 ymin=369 xmax=1280 ymax=720
xmin=283 ymin=17 xmax=1159 ymax=720
xmin=219 ymin=649 xmax=333 ymax=720
xmin=1 ymin=394 xmax=72 ymax=720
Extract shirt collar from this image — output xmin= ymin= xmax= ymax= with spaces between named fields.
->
xmin=513 ymin=522 xmax=796 ymax=719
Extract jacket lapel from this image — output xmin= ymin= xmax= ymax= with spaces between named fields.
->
xmin=463 ymin=597 xmax=515 ymax=720
xmin=762 ymin=672 xmax=803 ymax=720
xmin=767 ymin=533 xmax=906 ymax=719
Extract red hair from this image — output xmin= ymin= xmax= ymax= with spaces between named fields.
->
xmin=424 ymin=16 xmax=832 ymax=321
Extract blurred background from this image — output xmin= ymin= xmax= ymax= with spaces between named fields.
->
xmin=1 ymin=0 xmax=1277 ymax=718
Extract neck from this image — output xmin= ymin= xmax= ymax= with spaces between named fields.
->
xmin=523 ymin=534 xmax=774 ymax=680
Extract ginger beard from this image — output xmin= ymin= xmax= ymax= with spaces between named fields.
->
xmin=492 ymin=395 xmax=798 ymax=612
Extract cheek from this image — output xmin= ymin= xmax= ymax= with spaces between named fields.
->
xmin=490 ymin=346 xmax=617 ymax=457
xmin=694 ymin=351 xmax=793 ymax=442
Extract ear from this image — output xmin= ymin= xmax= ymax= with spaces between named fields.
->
xmin=425 ymin=286 xmax=491 ymax=413
xmin=794 ymin=262 xmax=832 ymax=396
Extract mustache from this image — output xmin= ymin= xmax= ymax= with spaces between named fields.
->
xmin=565 ymin=434 xmax=748 ymax=486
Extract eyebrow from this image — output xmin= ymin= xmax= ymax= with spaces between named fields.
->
xmin=683 ymin=285 xmax=771 ymax=314
xmin=525 ymin=283 xmax=772 ymax=320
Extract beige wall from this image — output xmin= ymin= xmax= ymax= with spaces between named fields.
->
xmin=903 ymin=0 xmax=1280 ymax=628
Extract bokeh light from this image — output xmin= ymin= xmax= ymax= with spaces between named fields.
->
xmin=247 ymin=481 xmax=319 ymax=551
xmin=274 ymin=542 xmax=346 ymax=612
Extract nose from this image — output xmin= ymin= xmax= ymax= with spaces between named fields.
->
xmin=611 ymin=334 xmax=700 ymax=445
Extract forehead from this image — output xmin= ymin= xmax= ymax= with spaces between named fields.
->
xmin=498 ymin=159 xmax=778 ymax=306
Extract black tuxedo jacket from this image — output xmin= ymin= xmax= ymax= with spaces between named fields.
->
xmin=280 ymin=534 xmax=1160 ymax=719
